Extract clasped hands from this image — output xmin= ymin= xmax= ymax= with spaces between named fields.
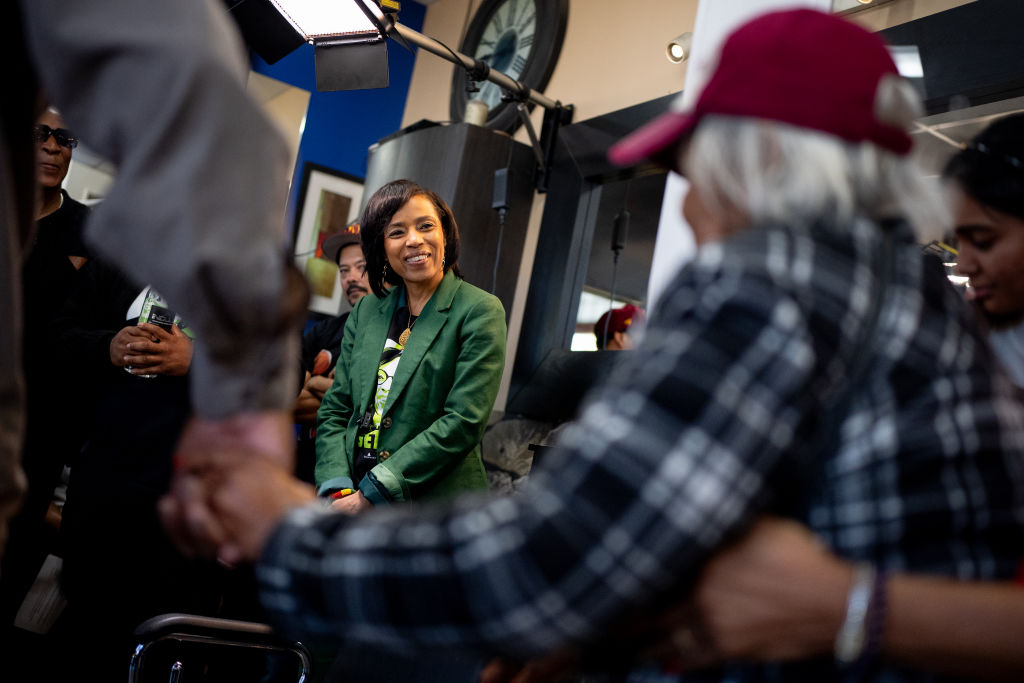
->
xmin=110 ymin=322 xmax=192 ymax=376
xmin=159 ymin=409 xmax=378 ymax=565
xmin=159 ymin=411 xmax=316 ymax=565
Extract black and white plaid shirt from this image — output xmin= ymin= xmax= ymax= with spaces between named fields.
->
xmin=258 ymin=217 xmax=1024 ymax=679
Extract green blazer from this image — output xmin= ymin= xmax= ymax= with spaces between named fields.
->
xmin=315 ymin=270 xmax=506 ymax=503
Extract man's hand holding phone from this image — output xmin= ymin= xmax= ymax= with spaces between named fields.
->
xmin=121 ymin=322 xmax=193 ymax=376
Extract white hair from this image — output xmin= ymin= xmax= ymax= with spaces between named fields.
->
xmin=681 ymin=76 xmax=949 ymax=242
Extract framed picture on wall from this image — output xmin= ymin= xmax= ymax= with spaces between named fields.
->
xmin=292 ymin=162 xmax=364 ymax=315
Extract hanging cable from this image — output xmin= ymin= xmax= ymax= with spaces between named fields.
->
xmin=491 ymin=139 xmax=515 ymax=294
xmin=602 ymin=251 xmax=621 ymax=348
xmin=602 ymin=181 xmax=632 ymax=347
xmin=492 ymin=208 xmax=506 ymax=294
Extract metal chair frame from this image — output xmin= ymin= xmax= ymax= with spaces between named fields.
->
xmin=129 ymin=613 xmax=311 ymax=683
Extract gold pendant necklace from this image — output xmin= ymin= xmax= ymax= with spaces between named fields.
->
xmin=398 ymin=310 xmax=417 ymax=346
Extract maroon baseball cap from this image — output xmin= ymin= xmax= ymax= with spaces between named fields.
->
xmin=609 ymin=9 xmax=913 ymax=172
xmin=321 ymin=222 xmax=362 ymax=265
xmin=594 ymin=304 xmax=645 ymax=341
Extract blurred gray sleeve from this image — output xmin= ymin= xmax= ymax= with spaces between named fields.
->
xmin=21 ymin=0 xmax=305 ymax=418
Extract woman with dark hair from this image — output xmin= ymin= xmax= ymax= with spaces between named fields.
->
xmin=945 ymin=113 xmax=1024 ymax=387
xmin=313 ymin=179 xmax=506 ymax=512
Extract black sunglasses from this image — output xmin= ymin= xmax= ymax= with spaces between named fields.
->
xmin=33 ymin=124 xmax=79 ymax=149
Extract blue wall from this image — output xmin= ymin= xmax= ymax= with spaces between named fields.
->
xmin=251 ymin=1 xmax=427 ymax=235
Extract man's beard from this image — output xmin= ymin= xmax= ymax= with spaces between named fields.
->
xmin=346 ymin=285 xmax=368 ymax=304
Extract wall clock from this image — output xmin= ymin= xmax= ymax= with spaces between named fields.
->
xmin=449 ymin=0 xmax=569 ymax=133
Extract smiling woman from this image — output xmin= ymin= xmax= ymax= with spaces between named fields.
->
xmin=314 ymin=179 xmax=507 ymax=509
xmin=382 ymin=194 xmax=448 ymax=299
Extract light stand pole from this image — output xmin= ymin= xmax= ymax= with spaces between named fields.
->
xmin=383 ymin=18 xmax=573 ymax=192
xmin=388 ymin=22 xmax=562 ymax=112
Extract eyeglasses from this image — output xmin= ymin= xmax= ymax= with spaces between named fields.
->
xmin=338 ymin=263 xmax=367 ymax=277
xmin=33 ymin=124 xmax=79 ymax=149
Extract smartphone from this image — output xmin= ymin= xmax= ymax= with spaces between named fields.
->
xmin=145 ymin=305 xmax=176 ymax=332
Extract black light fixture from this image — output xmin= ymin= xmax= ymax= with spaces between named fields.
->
xmin=225 ymin=0 xmax=573 ymax=190
xmin=224 ymin=0 xmax=394 ymax=90
xmin=226 ymin=0 xmax=564 ymax=110
xmin=266 ymin=0 xmax=389 ymax=38
xmin=270 ymin=0 xmax=394 ymax=91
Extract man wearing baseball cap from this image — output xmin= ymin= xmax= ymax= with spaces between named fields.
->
xmin=293 ymin=223 xmax=369 ymax=482
xmin=594 ymin=304 xmax=644 ymax=350
xmin=321 ymin=224 xmax=372 ymax=312
xmin=181 ymin=9 xmax=1024 ymax=681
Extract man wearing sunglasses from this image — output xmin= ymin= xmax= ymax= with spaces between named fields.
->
xmin=33 ymin=112 xmax=78 ymax=218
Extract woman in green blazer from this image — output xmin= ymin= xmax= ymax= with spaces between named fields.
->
xmin=314 ymin=180 xmax=506 ymax=511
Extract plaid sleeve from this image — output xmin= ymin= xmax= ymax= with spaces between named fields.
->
xmin=256 ymin=249 xmax=838 ymax=657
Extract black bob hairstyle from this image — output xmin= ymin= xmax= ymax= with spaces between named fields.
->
xmin=359 ymin=179 xmax=462 ymax=298
xmin=943 ymin=112 xmax=1024 ymax=223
